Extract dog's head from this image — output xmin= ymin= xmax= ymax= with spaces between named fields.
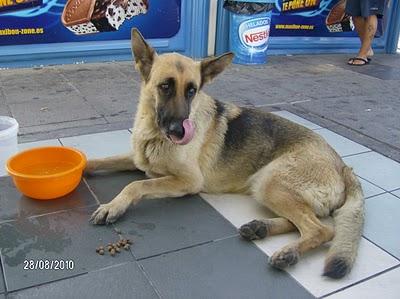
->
xmin=131 ymin=28 xmax=233 ymax=145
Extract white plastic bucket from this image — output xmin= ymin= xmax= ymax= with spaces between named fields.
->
xmin=0 ymin=116 xmax=19 ymax=174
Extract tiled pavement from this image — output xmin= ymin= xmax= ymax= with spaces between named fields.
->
xmin=1 ymin=112 xmax=400 ymax=298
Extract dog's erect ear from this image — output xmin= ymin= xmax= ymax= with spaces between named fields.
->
xmin=131 ymin=28 xmax=156 ymax=81
xmin=200 ymin=52 xmax=234 ymax=87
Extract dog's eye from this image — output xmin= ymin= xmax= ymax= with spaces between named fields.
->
xmin=160 ymin=83 xmax=170 ymax=91
xmin=187 ymin=87 xmax=197 ymax=99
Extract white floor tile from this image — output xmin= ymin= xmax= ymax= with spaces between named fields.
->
xmin=201 ymin=193 xmax=399 ymax=297
xmin=359 ymin=177 xmax=386 ymax=199
xmin=364 ymin=193 xmax=400 ymax=259
xmin=18 ymin=139 xmax=62 ymax=152
xmin=316 ymin=129 xmax=370 ymax=157
xmin=391 ymin=189 xmax=400 ymax=199
xmin=344 ymin=152 xmax=400 ymax=192
xmin=271 ymin=111 xmax=322 ymax=130
xmin=326 ymin=266 xmax=400 ymax=299
xmin=60 ymin=130 xmax=131 ymax=159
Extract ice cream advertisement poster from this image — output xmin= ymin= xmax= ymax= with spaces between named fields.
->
xmin=270 ymin=0 xmax=357 ymax=36
xmin=0 ymin=0 xmax=181 ymax=45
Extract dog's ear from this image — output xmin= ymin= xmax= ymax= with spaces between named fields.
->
xmin=200 ymin=52 xmax=234 ymax=87
xmin=131 ymin=28 xmax=156 ymax=81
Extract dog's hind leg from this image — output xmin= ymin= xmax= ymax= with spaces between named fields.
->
xmin=239 ymin=218 xmax=296 ymax=241
xmin=251 ymin=167 xmax=334 ymax=269
xmin=85 ymin=153 xmax=136 ymax=174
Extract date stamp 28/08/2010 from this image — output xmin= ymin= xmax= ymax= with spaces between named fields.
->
xmin=23 ymin=259 xmax=75 ymax=270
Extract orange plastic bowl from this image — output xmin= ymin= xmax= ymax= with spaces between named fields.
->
xmin=6 ymin=146 xmax=86 ymax=200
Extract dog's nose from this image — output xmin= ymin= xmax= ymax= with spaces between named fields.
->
xmin=167 ymin=121 xmax=184 ymax=138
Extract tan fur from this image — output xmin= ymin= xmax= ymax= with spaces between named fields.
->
xmin=88 ymin=29 xmax=364 ymax=279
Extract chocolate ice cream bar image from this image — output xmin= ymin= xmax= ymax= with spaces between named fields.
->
xmin=62 ymin=0 xmax=128 ymax=35
xmin=326 ymin=0 xmax=354 ymax=33
xmin=0 ymin=0 xmax=43 ymax=14
xmin=125 ymin=0 xmax=149 ymax=20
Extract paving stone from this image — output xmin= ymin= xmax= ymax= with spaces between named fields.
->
xmin=343 ymin=63 xmax=400 ymax=80
xmin=9 ymin=97 xmax=101 ymax=128
xmin=139 ymin=237 xmax=313 ymax=299
xmin=283 ymin=74 xmax=391 ymax=99
xmin=0 ymin=263 xmax=4 ymax=294
xmin=203 ymin=77 xmax=309 ymax=106
xmin=18 ymin=118 xmax=108 ymax=136
xmin=0 ymin=104 xmax=11 ymax=117
xmin=0 ymin=206 xmax=134 ymax=292
xmin=85 ymin=171 xmax=237 ymax=259
xmin=0 ymin=176 xmax=97 ymax=223
xmin=294 ymin=95 xmax=400 ymax=149
xmin=18 ymin=121 xmax=131 ymax=144
xmin=7 ymin=262 xmax=158 ymax=299
xmin=364 ymin=193 xmax=400 ymax=259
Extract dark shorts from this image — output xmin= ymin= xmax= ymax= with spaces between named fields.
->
xmin=345 ymin=0 xmax=385 ymax=17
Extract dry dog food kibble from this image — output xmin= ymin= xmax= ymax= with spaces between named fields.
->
xmin=96 ymin=239 xmax=132 ymax=256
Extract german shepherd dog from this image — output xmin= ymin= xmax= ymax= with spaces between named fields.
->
xmin=87 ymin=29 xmax=364 ymax=279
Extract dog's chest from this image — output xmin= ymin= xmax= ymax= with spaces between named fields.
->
xmin=132 ymin=136 xmax=171 ymax=175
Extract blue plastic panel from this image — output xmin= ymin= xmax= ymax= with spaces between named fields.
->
xmin=0 ymin=0 xmax=210 ymax=68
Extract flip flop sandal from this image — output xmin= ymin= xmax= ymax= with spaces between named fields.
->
xmin=348 ymin=57 xmax=369 ymax=66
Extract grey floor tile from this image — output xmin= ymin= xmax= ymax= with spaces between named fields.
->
xmin=359 ymin=177 xmax=386 ymax=199
xmin=0 ymin=294 xmax=4 ymax=299
xmin=0 ymin=177 xmax=97 ymax=223
xmin=271 ymin=110 xmax=321 ymax=130
xmin=316 ymin=129 xmax=370 ymax=157
xmin=343 ymin=152 xmax=400 ymax=191
xmin=7 ymin=262 xmax=158 ymax=299
xmin=364 ymin=193 xmax=400 ymax=259
xmin=61 ymin=130 xmax=131 ymax=159
xmin=140 ymin=237 xmax=313 ymax=299
xmin=85 ymin=171 xmax=147 ymax=204
xmin=86 ymin=172 xmax=238 ymax=259
xmin=0 ymin=206 xmax=134 ymax=292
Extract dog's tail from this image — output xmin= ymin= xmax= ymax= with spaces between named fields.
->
xmin=323 ymin=166 xmax=364 ymax=279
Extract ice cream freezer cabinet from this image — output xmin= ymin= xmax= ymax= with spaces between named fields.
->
xmin=0 ymin=0 xmax=211 ymax=67
xmin=213 ymin=0 xmax=400 ymax=56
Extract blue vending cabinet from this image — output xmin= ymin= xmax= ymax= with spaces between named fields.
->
xmin=0 ymin=0 xmax=211 ymax=67
xmin=216 ymin=0 xmax=400 ymax=56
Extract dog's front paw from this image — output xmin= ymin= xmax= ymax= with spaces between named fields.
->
xmin=269 ymin=247 xmax=299 ymax=269
xmin=239 ymin=220 xmax=268 ymax=241
xmin=90 ymin=203 xmax=127 ymax=225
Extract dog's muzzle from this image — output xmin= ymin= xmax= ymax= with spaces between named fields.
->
xmin=165 ymin=119 xmax=195 ymax=145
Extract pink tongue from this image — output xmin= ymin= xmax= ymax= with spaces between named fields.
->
xmin=170 ymin=119 xmax=195 ymax=145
